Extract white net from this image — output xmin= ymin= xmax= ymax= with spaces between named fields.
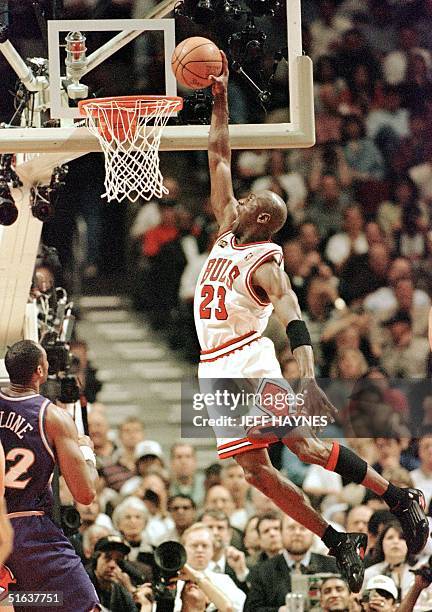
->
xmin=79 ymin=96 xmax=182 ymax=203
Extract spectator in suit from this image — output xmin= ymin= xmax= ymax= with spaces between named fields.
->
xmin=255 ymin=512 xmax=283 ymax=565
xmin=200 ymin=509 xmax=249 ymax=594
xmin=243 ymin=515 xmax=261 ymax=565
xmin=244 ymin=515 xmax=338 ymax=612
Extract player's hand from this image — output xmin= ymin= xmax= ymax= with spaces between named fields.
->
xmin=209 ymin=51 xmax=229 ymax=96
xmin=77 ymin=435 xmax=94 ymax=450
xmin=0 ymin=498 xmax=13 ymax=564
xmin=300 ymin=378 xmax=338 ymax=427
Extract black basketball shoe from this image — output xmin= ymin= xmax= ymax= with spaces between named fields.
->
xmin=390 ymin=488 xmax=429 ymax=555
xmin=328 ymin=533 xmax=367 ymax=593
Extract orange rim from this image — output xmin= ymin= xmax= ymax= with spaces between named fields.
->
xmin=78 ymin=95 xmax=183 ymax=117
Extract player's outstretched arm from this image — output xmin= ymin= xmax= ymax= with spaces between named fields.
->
xmin=253 ymin=262 xmax=314 ymax=375
xmin=253 ymin=261 xmax=337 ymax=421
xmin=208 ymin=51 xmax=237 ymax=231
xmin=45 ymin=404 xmax=97 ymax=505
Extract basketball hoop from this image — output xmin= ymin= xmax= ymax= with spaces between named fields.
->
xmin=78 ymin=95 xmax=183 ymax=203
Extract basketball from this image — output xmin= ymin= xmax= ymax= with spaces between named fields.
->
xmin=171 ymin=37 xmax=223 ymax=90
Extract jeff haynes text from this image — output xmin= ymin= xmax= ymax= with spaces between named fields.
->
xmin=192 ymin=415 xmax=329 ymax=428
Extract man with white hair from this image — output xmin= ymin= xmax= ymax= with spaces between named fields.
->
xmin=112 ymin=497 xmax=151 ymax=561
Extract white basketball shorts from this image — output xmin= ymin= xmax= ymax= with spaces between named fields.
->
xmin=198 ymin=337 xmax=295 ymax=459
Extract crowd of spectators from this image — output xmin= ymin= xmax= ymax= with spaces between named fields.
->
xmin=57 ymin=412 xmax=432 ymax=612
xmin=125 ymin=0 xmax=432 ymax=390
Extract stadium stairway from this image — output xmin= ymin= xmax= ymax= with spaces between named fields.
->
xmin=77 ymin=295 xmax=217 ymax=467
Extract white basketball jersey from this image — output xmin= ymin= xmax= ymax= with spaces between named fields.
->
xmin=194 ymin=230 xmax=283 ymax=359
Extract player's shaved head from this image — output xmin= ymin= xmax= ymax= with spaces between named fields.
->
xmin=255 ymin=190 xmax=288 ymax=234
xmin=233 ymin=190 xmax=288 ymax=241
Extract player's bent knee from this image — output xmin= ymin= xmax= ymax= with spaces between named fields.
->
xmin=242 ymin=462 xmax=275 ymax=492
xmin=289 ymin=437 xmax=329 ymax=464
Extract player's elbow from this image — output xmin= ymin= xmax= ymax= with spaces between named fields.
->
xmin=75 ymin=486 xmax=96 ymax=506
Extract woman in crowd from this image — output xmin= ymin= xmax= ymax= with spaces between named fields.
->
xmin=364 ymin=521 xmax=417 ymax=600
xmin=112 ymin=497 xmax=152 ymax=561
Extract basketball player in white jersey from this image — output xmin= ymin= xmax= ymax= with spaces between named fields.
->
xmin=193 ymin=52 xmax=429 ymax=592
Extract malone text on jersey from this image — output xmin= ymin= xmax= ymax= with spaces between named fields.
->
xmin=0 ymin=411 xmax=34 ymax=439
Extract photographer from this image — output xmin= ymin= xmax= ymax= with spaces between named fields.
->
xmin=361 ymin=575 xmax=398 ymax=612
xmin=88 ymin=535 xmax=138 ymax=612
xmin=398 ymin=559 xmax=432 ymax=612
xmin=133 ymin=579 xmax=208 ymax=612
xmin=178 ymin=522 xmax=245 ymax=612
xmin=124 ymin=533 xmax=235 ymax=612
xmin=69 ymin=340 xmax=102 ymax=404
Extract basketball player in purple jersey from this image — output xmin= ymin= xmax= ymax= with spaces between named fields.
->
xmin=0 ymin=340 xmax=100 ymax=611
xmin=194 ymin=52 xmax=430 ymax=592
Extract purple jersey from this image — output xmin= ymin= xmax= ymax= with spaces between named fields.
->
xmin=0 ymin=391 xmax=54 ymax=514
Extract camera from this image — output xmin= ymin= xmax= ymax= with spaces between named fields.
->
xmin=229 ymin=20 xmax=267 ymax=61
xmin=60 ymin=505 xmax=81 ymax=537
xmin=0 ymin=181 xmax=18 ymax=226
xmin=31 ymin=165 xmax=68 ymax=223
xmin=152 ymin=541 xmax=187 ymax=611
xmin=410 ymin=557 xmax=432 ymax=585
xmin=178 ymin=92 xmax=213 ymax=125
xmin=40 ymin=329 xmax=81 ymax=404
xmin=42 ymin=332 xmax=70 ymax=375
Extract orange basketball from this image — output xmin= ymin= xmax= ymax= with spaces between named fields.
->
xmin=171 ymin=37 xmax=222 ymax=90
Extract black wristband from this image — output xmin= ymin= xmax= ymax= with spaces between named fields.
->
xmin=286 ymin=320 xmax=312 ymax=352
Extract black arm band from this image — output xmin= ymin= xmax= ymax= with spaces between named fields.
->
xmin=286 ymin=320 xmax=312 ymax=351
